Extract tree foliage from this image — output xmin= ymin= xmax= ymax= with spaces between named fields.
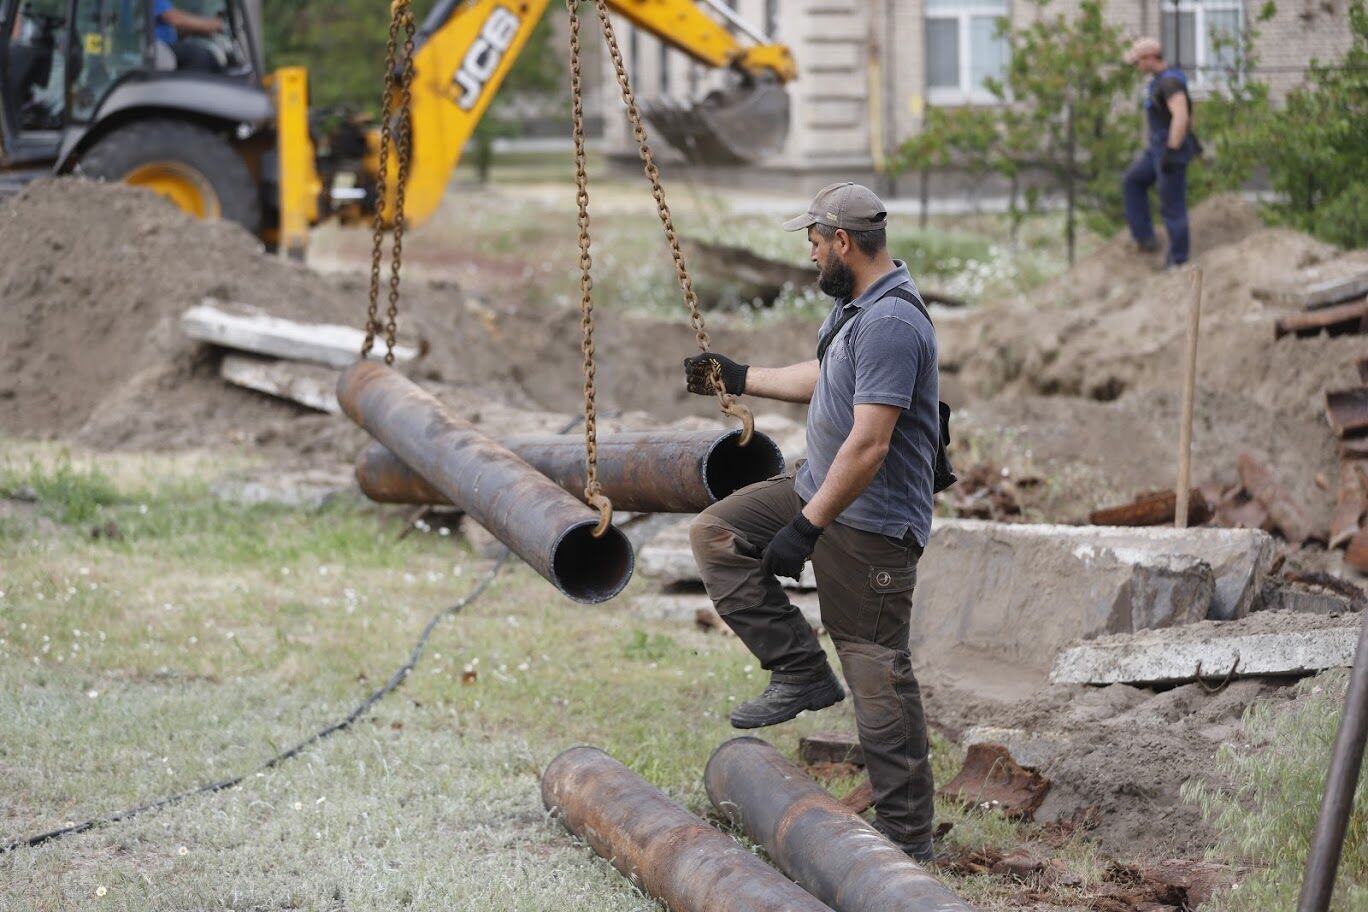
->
xmin=892 ymin=0 xmax=1138 ymax=262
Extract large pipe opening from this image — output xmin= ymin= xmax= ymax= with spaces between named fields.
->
xmin=703 ymin=429 xmax=786 ymax=502
xmin=551 ymin=521 xmax=635 ymax=604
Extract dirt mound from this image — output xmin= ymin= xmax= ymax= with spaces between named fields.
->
xmin=939 ymin=194 xmax=1365 ymax=522
xmin=0 ymin=179 xmax=816 ymax=459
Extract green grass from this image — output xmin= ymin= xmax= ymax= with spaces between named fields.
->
xmin=1183 ymin=671 xmax=1368 ymax=912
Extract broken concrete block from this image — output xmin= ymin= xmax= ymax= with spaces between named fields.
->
xmin=909 ymin=520 xmax=1277 ymax=671
xmin=183 ymin=301 xmax=417 ymax=369
xmin=1049 ymin=610 xmax=1361 ymax=686
xmin=1256 ymin=578 xmax=1356 ymax=615
xmin=637 ymin=518 xmax=817 ymax=589
xmin=1259 ymin=269 xmax=1368 ymax=310
xmin=220 ymin=353 xmax=341 ymax=414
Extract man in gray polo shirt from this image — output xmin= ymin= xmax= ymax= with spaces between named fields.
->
xmin=683 ymin=182 xmax=941 ymax=862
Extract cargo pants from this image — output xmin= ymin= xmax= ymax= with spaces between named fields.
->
xmin=689 ymin=473 xmax=934 ymax=848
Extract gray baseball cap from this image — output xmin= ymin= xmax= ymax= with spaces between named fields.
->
xmin=782 ymin=182 xmax=888 ymax=232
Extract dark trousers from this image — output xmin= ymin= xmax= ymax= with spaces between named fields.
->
xmin=1123 ymin=146 xmax=1189 ymax=266
xmin=172 ymin=41 xmax=221 ymax=73
xmin=689 ymin=474 xmax=935 ymax=847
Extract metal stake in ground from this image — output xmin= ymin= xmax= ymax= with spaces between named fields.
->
xmin=1297 ymin=608 xmax=1368 ymax=912
xmin=1175 ymin=267 xmax=1203 ymax=529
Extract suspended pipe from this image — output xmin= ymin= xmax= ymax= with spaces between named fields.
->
xmin=706 ymin=737 xmax=977 ymax=912
xmin=336 ymin=361 xmax=633 ymax=603
xmin=354 ymin=428 xmax=785 ymax=513
xmin=541 ymin=746 xmax=835 ymax=912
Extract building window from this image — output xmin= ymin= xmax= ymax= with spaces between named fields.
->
xmin=1160 ymin=0 xmax=1243 ymax=87
xmin=925 ymin=0 xmax=1009 ymax=105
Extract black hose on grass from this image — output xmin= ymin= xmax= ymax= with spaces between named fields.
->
xmin=1 ymin=548 xmax=512 ymax=854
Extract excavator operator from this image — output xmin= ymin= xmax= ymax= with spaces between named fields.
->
xmin=152 ymin=0 xmax=225 ymax=72
xmin=683 ymin=183 xmax=943 ymax=864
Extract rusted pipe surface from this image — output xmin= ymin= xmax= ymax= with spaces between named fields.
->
xmin=355 ymin=428 xmax=784 ymax=513
xmin=337 ymin=361 xmax=632 ymax=603
xmin=706 ymin=737 xmax=977 ymax=912
xmin=542 ymin=746 xmax=833 ymax=912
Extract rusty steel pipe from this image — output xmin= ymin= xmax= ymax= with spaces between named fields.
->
xmin=542 ymin=746 xmax=834 ymax=912
xmin=706 ymin=738 xmax=977 ymax=912
xmin=354 ymin=428 xmax=785 ymax=513
xmin=337 ymin=361 xmax=633 ymax=603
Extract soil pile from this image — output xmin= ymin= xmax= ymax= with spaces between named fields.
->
xmin=939 ymin=194 xmax=1367 ymax=524
xmin=0 ymin=180 xmax=815 ymax=457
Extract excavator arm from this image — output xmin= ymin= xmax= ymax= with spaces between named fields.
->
xmin=377 ymin=0 xmax=796 ymax=228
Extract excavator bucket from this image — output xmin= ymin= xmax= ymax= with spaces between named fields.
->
xmin=641 ymin=76 xmax=790 ymax=166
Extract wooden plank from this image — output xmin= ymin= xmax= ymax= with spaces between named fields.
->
xmin=219 ymin=353 xmax=342 ymax=414
xmin=1089 ymin=489 xmax=1210 ymax=527
xmin=1327 ymin=387 xmax=1368 ymax=438
xmin=1237 ymin=453 xmax=1313 ymax=544
xmin=183 ymin=301 xmax=417 ymax=369
xmin=1340 ymin=439 xmax=1368 ymax=460
xmin=1274 ymin=299 xmax=1368 ymax=339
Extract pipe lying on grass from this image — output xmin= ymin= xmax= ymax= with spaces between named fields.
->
xmin=354 ymin=428 xmax=785 ymax=513
xmin=336 ymin=361 xmax=633 ymax=603
xmin=541 ymin=746 xmax=835 ymax=912
xmin=706 ymin=737 xmax=977 ymax=912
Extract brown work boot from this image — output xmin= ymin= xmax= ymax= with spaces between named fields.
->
xmin=729 ymin=670 xmax=844 ymax=729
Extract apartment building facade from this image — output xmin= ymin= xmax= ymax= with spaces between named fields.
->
xmin=603 ymin=0 xmax=1355 ymax=194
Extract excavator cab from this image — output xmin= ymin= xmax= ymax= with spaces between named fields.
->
xmin=0 ymin=0 xmax=273 ymax=224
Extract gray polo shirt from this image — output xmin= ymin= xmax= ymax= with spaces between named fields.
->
xmin=795 ymin=261 xmax=939 ymax=547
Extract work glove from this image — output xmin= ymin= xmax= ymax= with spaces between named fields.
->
xmin=1160 ymin=147 xmax=1180 ymax=174
xmin=684 ymin=352 xmax=748 ymax=397
xmin=761 ymin=514 xmax=824 ymax=582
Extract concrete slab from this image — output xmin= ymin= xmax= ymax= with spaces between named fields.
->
xmin=220 ymin=353 xmax=341 ymax=414
xmin=1050 ymin=610 xmax=1362 ymax=686
xmin=183 ymin=301 xmax=417 ymax=369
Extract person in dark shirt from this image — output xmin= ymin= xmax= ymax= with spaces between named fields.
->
xmin=152 ymin=0 xmax=225 ymax=72
xmin=1121 ymin=36 xmax=1197 ymax=267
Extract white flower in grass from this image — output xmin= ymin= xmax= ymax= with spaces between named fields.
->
xmin=95 ymin=886 xmax=107 ymax=897
xmin=294 ymin=801 xmax=303 ymax=811
xmin=178 ymin=846 xmax=189 ymax=856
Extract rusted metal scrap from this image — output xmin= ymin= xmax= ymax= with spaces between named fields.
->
xmin=1327 ymin=388 xmax=1368 ymax=438
xmin=1274 ymin=299 xmax=1368 ymax=339
xmin=706 ymin=737 xmax=978 ymax=912
xmin=1349 ymin=528 xmax=1368 ymax=573
xmin=355 ymin=428 xmax=784 ymax=514
xmin=1089 ymin=488 xmax=1211 ymax=527
xmin=336 ymin=361 xmax=633 ymax=603
xmin=939 ymin=743 xmax=1051 ymax=821
xmin=799 ymin=731 xmax=865 ymax=766
xmin=1237 ymin=453 xmax=1314 ymax=544
xmin=1330 ymin=461 xmax=1367 ymax=550
xmin=541 ymin=746 xmax=833 ymax=912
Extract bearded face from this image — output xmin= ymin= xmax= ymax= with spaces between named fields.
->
xmin=818 ymin=247 xmax=856 ymax=299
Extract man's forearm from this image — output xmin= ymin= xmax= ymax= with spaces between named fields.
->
xmin=744 ymin=360 xmax=819 ymax=403
xmin=163 ymin=9 xmax=222 ymax=35
xmin=801 ymin=437 xmax=888 ymax=527
xmin=1167 ymin=101 xmax=1189 ymax=149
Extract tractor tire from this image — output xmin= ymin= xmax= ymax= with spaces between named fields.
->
xmin=77 ymin=118 xmax=261 ymax=233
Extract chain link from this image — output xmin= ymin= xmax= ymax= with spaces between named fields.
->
xmin=361 ymin=0 xmax=414 ymax=365
xmin=567 ymin=0 xmax=612 ymax=537
xmin=590 ymin=0 xmax=753 ymax=445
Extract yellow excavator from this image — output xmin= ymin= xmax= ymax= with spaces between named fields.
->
xmin=0 ymin=0 xmax=796 ymax=254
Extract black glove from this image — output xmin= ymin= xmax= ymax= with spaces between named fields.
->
xmin=684 ymin=352 xmax=748 ymax=396
xmin=1160 ymin=147 xmax=1180 ymax=174
xmin=761 ymin=514 xmax=824 ymax=582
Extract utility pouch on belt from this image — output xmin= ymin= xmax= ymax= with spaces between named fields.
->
xmin=817 ymin=285 xmax=957 ymax=493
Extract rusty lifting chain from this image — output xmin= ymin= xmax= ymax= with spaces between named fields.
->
xmin=361 ymin=0 xmax=417 ymax=366
xmin=565 ymin=0 xmax=757 ymax=539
